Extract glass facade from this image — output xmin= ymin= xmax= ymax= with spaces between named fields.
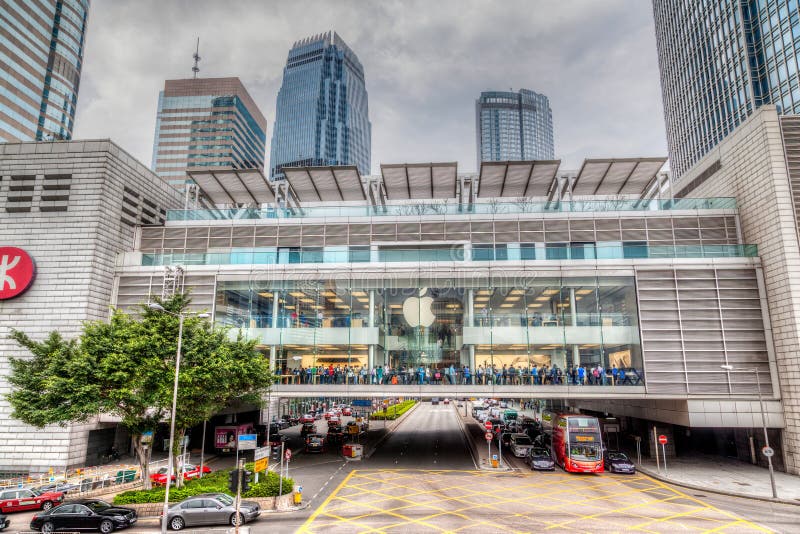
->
xmin=654 ymin=0 xmax=800 ymax=178
xmin=215 ymin=276 xmax=643 ymax=386
xmin=269 ymin=31 xmax=371 ymax=178
xmin=1 ymin=0 xmax=89 ymax=142
xmin=150 ymin=78 xmax=267 ymax=187
xmin=476 ymin=89 xmax=554 ymax=168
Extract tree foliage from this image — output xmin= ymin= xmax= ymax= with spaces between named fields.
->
xmin=6 ymin=293 xmax=275 ymax=489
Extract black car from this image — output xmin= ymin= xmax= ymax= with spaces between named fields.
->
xmin=305 ymin=434 xmax=326 ymax=453
xmin=528 ymin=447 xmax=555 ymax=471
xmin=499 ymin=431 xmax=513 ymax=449
xmin=0 ymin=513 xmax=9 ymax=532
xmin=30 ymin=499 xmax=137 ymax=533
xmin=300 ymin=422 xmax=316 ymax=437
xmin=604 ymin=451 xmax=636 ymax=474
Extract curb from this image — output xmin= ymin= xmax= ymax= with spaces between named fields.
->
xmin=458 ymin=402 xmax=513 ymax=471
xmin=637 ymin=464 xmax=800 ymax=507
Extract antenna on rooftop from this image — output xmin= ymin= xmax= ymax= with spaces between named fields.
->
xmin=192 ymin=38 xmax=201 ymax=79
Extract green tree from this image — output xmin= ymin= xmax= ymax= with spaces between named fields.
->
xmin=6 ymin=293 xmax=275 ymax=490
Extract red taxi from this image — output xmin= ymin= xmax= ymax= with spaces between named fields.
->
xmin=0 ymin=487 xmax=64 ymax=513
xmin=149 ymin=463 xmax=211 ymax=485
xmin=298 ymin=413 xmax=315 ymax=424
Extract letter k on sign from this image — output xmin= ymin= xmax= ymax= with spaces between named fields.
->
xmin=0 ymin=247 xmax=35 ymax=300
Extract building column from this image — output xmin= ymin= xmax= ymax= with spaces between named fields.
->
xmin=469 ymin=345 xmax=476 ymax=384
xmin=467 ymin=289 xmax=475 ymax=327
xmin=570 ymin=287 xmax=579 ymax=369
xmin=368 ymin=289 xmax=376 ymax=370
xmin=269 ymin=292 xmax=280 ymax=371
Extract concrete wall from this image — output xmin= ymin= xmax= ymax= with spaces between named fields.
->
xmin=0 ymin=140 xmax=183 ymax=473
xmin=673 ymin=106 xmax=800 ymax=474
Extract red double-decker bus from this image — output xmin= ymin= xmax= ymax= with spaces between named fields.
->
xmin=542 ymin=411 xmax=603 ymax=473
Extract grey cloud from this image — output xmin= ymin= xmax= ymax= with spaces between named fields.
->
xmin=74 ymin=0 xmax=666 ymax=174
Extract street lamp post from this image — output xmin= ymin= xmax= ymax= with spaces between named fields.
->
xmin=720 ymin=364 xmax=778 ymax=499
xmin=148 ymin=302 xmax=209 ymax=534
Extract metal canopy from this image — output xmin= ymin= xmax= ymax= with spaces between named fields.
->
xmin=477 ymin=160 xmax=561 ymax=198
xmin=188 ymin=169 xmax=275 ymax=205
xmin=571 ymin=157 xmax=667 ymax=197
xmin=380 ymin=162 xmax=458 ymax=200
xmin=282 ymin=166 xmax=365 ymax=202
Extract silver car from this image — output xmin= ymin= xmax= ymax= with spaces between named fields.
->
xmin=510 ymin=433 xmax=535 ymax=458
xmin=166 ymin=493 xmax=260 ymax=530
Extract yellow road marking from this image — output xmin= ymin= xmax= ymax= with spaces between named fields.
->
xmin=297 ymin=468 xmax=357 ymax=534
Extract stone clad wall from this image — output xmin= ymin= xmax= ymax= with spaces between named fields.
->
xmin=673 ymin=106 xmax=800 ymax=474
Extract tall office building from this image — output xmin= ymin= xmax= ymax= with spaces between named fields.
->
xmin=270 ymin=31 xmax=371 ymax=178
xmin=475 ymin=89 xmax=554 ymax=167
xmin=151 ymin=77 xmax=267 ymax=186
xmin=653 ymin=0 xmax=800 ymax=179
xmin=1 ymin=0 xmax=90 ymax=143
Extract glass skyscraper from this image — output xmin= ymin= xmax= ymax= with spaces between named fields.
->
xmin=654 ymin=0 xmax=800 ymax=179
xmin=1 ymin=0 xmax=89 ymax=142
xmin=150 ymin=77 xmax=267 ymax=187
xmin=475 ymin=89 xmax=554 ymax=168
xmin=270 ymin=31 xmax=371 ymax=178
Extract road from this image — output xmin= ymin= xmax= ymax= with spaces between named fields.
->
xmin=5 ymin=402 xmax=800 ymax=533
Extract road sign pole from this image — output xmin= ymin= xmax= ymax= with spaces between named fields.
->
xmin=235 ymin=458 xmax=243 ymax=534
xmin=278 ymin=441 xmax=284 ymax=502
xmin=661 ymin=443 xmax=667 ymax=475
xmin=653 ymin=427 xmax=660 ymax=474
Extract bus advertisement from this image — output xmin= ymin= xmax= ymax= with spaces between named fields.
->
xmin=542 ymin=411 xmax=603 ymax=473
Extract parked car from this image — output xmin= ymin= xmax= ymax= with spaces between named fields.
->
xmin=30 ymin=499 xmax=137 ymax=533
xmin=150 ymin=464 xmax=211 ymax=485
xmin=0 ymin=512 xmax=9 ymax=531
xmin=300 ymin=422 xmax=316 ymax=437
xmin=443 ymin=398 xmax=450 ymax=405
xmin=298 ymin=413 xmax=315 ymax=424
xmin=327 ymin=424 xmax=345 ymax=445
xmin=341 ymin=407 xmax=352 ymax=416
xmin=268 ymin=433 xmax=289 ymax=449
xmin=305 ymin=434 xmax=326 ymax=453
xmin=528 ymin=448 xmax=556 ymax=471
xmin=499 ymin=431 xmax=513 ymax=449
xmin=165 ymin=493 xmax=259 ymax=530
xmin=509 ymin=433 xmax=535 ymax=458
xmin=0 ymin=488 xmax=64 ymax=513
xmin=604 ymin=451 xmax=636 ymax=474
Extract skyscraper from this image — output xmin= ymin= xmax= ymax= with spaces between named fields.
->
xmin=270 ymin=31 xmax=371 ymax=178
xmin=475 ymin=89 xmax=554 ymax=168
xmin=1 ymin=0 xmax=90 ymax=143
xmin=151 ymin=77 xmax=267 ymax=187
xmin=653 ymin=0 xmax=800 ymax=179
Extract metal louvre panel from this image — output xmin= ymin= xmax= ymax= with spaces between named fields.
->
xmin=331 ymin=167 xmax=366 ymax=200
xmin=674 ymin=228 xmax=700 ymax=240
xmin=519 ymin=220 xmax=544 ymax=232
xmin=502 ymin=163 xmax=532 ymax=196
xmin=302 ymin=234 xmax=324 ymax=246
xmin=372 ymin=223 xmax=397 ymax=239
xmin=621 ymin=229 xmax=647 ymax=240
xmin=621 ymin=218 xmax=646 ymax=229
xmin=231 ymin=226 xmax=255 ymax=247
xmin=396 ymin=222 xmax=421 ymax=240
xmin=493 ymin=220 xmax=519 ymax=242
xmin=476 ymin=163 xmax=506 ymax=197
xmin=381 ymin=166 xmax=410 ymax=199
xmin=116 ymin=275 xmax=156 ymax=311
xmin=279 ymin=225 xmax=301 ymax=237
xmin=445 ymin=222 xmax=469 ymax=240
xmin=140 ymin=227 xmax=165 ymax=250
xmin=431 ymin=164 xmax=457 ymax=198
xmin=673 ymin=217 xmax=699 ymax=228
xmin=420 ymin=222 xmax=445 ymax=240
xmin=618 ymin=160 xmax=667 ymax=195
xmin=526 ymin=162 xmax=560 ymax=196
xmin=572 ymin=160 xmax=610 ymax=195
xmin=470 ymin=221 xmax=493 ymax=234
xmin=184 ymin=275 xmax=216 ymax=312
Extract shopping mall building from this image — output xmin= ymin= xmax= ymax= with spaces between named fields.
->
xmin=2 ymin=106 xmax=800 ymax=474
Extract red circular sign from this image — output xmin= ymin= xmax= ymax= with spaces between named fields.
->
xmin=658 ymin=435 xmax=668 ymax=445
xmin=484 ymin=421 xmax=493 ymax=430
xmin=0 ymin=247 xmax=35 ymax=300
xmin=485 ymin=432 xmax=493 ymax=441
xmin=285 ymin=449 xmax=292 ymax=460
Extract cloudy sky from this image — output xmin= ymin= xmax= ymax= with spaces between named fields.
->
xmin=73 ymin=0 xmax=667 ymax=174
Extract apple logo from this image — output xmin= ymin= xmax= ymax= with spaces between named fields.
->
xmin=403 ymin=287 xmax=436 ymax=327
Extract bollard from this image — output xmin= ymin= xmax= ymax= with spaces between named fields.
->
xmin=294 ymin=485 xmax=303 ymax=505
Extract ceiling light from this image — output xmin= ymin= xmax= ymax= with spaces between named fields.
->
xmin=257 ymin=292 xmax=273 ymax=298
xmin=576 ymin=289 xmax=594 ymax=295
xmin=499 ymin=303 xmax=515 ymax=308
xmin=535 ymin=296 xmax=550 ymax=301
xmin=300 ymin=298 xmax=314 ymax=303
xmin=351 ymin=291 xmax=367 ymax=297
xmin=543 ymin=289 xmax=559 ymax=296
xmin=289 ymin=291 xmax=305 ymax=297
xmin=505 ymin=296 xmax=521 ymax=302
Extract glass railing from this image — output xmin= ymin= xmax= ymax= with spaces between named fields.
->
xmin=166 ymin=197 xmax=738 ymax=221
xmin=472 ymin=312 xmax=632 ymax=328
xmin=141 ymin=243 xmax=758 ymax=266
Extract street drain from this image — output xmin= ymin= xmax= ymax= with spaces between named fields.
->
xmin=733 ymin=482 xmax=752 ymax=486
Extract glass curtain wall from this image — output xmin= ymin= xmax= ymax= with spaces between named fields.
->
xmin=214 ymin=276 xmax=643 ymax=386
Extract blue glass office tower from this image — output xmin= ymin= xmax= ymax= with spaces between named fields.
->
xmin=654 ymin=0 xmax=800 ymax=178
xmin=475 ymin=89 xmax=554 ymax=168
xmin=151 ymin=77 xmax=267 ymax=187
xmin=1 ymin=0 xmax=90 ymax=142
xmin=270 ymin=31 xmax=371 ymax=178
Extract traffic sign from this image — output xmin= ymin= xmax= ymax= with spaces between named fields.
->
xmin=254 ymin=458 xmax=268 ymax=472
xmin=485 ymin=432 xmax=493 ymax=441
xmin=254 ymin=446 xmax=269 ymax=461
xmin=285 ymin=449 xmax=292 ymax=461
xmin=238 ymin=434 xmax=257 ymax=450
xmin=658 ymin=434 xmax=668 ymax=445
xmin=484 ymin=421 xmax=493 ymax=430
xmin=762 ymin=446 xmax=775 ymax=458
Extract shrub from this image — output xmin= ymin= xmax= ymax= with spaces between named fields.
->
xmin=113 ymin=466 xmax=292 ymax=504
xmin=370 ymin=400 xmax=416 ymax=420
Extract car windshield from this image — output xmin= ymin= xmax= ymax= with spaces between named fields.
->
xmin=86 ymin=501 xmax=112 ymax=512
xmin=608 ymin=452 xmax=628 ymax=461
xmin=216 ymin=494 xmax=234 ymax=506
xmin=156 ymin=468 xmax=168 ymax=474
xmin=513 ymin=437 xmax=532 ymax=446
xmin=532 ymin=448 xmax=549 ymax=457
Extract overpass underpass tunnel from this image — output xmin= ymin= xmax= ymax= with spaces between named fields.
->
xmin=213 ymin=276 xmax=643 ymax=386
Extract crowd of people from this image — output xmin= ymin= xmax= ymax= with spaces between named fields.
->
xmin=281 ymin=362 xmax=644 ymax=386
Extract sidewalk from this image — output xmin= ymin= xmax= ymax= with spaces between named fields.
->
xmin=638 ymin=453 xmax=800 ymax=504
xmin=458 ymin=401 xmax=512 ymax=470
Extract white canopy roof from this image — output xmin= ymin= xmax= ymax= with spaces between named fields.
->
xmin=380 ymin=162 xmax=458 ymax=200
xmin=188 ymin=169 xmax=275 ymax=205
xmin=477 ymin=160 xmax=561 ymax=198
xmin=571 ymin=158 xmax=667 ymax=197
xmin=282 ymin=166 xmax=365 ymax=202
